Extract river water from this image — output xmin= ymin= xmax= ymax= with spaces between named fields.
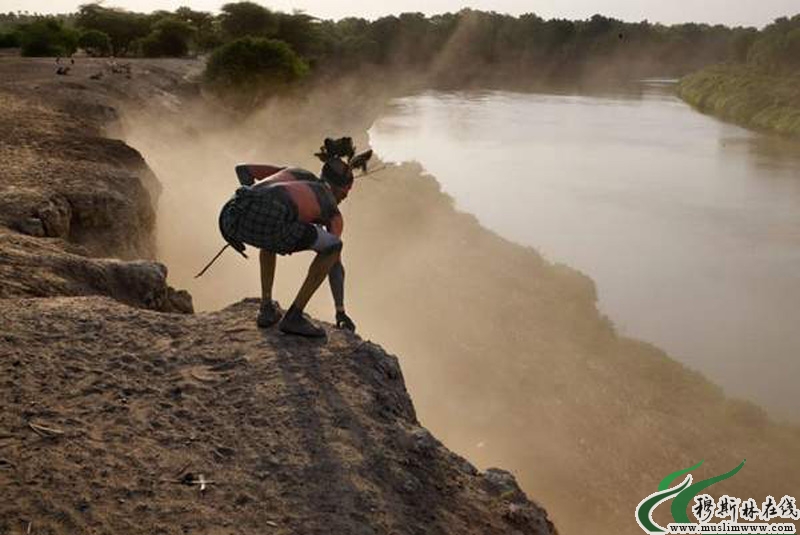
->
xmin=369 ymin=84 xmax=800 ymax=423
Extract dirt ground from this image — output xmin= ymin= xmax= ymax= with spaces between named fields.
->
xmin=0 ymin=297 xmax=554 ymax=535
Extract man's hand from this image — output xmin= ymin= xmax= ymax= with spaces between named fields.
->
xmin=336 ymin=310 xmax=356 ymax=332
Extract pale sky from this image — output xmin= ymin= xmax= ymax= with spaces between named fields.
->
xmin=1 ymin=0 xmax=798 ymax=28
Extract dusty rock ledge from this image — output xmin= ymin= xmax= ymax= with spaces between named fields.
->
xmin=0 ymin=297 xmax=555 ymax=535
xmin=0 ymin=57 xmax=194 ymax=313
xmin=0 ymin=229 xmax=191 ymax=313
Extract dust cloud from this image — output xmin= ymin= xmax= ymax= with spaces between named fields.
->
xmin=121 ymin=78 xmax=800 ymax=535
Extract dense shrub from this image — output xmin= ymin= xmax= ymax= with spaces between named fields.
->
xmin=78 ymin=29 xmax=111 ymax=56
xmin=679 ymin=66 xmax=800 ymax=137
xmin=205 ymin=36 xmax=308 ymax=91
xmin=0 ymin=31 xmax=20 ymax=48
xmin=19 ymin=20 xmax=78 ymax=57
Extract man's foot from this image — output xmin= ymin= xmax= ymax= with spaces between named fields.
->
xmin=278 ymin=306 xmax=326 ymax=338
xmin=257 ymin=300 xmax=282 ymax=328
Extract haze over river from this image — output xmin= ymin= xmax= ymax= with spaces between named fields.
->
xmin=369 ymin=85 xmax=800 ymax=423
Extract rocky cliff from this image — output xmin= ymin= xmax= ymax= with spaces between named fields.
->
xmin=0 ymin=57 xmax=555 ymax=535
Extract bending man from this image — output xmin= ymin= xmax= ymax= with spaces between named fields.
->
xmin=219 ymin=144 xmax=360 ymax=337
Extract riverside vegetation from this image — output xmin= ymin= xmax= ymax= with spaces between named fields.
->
xmin=678 ymin=15 xmax=800 ymax=137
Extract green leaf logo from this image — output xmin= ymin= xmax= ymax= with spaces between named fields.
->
xmin=635 ymin=460 xmax=746 ymax=534
xmin=671 ymin=460 xmax=746 ymax=523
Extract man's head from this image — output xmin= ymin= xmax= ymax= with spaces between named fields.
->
xmin=321 ymin=158 xmax=353 ymax=203
xmin=315 ymin=136 xmax=373 ymax=203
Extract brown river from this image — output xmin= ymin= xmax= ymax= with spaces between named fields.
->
xmin=369 ymin=83 xmax=800 ymax=423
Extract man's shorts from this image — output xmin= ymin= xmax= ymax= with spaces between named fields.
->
xmin=219 ymin=187 xmax=317 ymax=255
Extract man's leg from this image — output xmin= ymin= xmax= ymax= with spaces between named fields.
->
xmin=293 ymin=250 xmax=340 ymax=311
xmin=279 ymin=249 xmax=340 ymax=337
xmin=259 ymin=249 xmax=276 ymax=302
xmin=257 ymin=249 xmax=281 ymax=328
xmin=278 ymin=224 xmax=342 ymax=337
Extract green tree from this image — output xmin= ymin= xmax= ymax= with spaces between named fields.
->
xmin=331 ymin=17 xmax=377 ymax=65
xmin=78 ymin=28 xmax=111 ymax=56
xmin=175 ymin=6 xmax=221 ymax=52
xmin=219 ymin=2 xmax=278 ymax=40
xmin=275 ymin=11 xmax=322 ymax=60
xmin=139 ymin=17 xmax=194 ymax=57
xmin=366 ymin=15 xmax=401 ymax=64
xmin=730 ymin=27 xmax=758 ymax=62
xmin=19 ymin=19 xmax=78 ymax=57
xmin=784 ymin=28 xmax=800 ymax=71
xmin=76 ymin=3 xmax=150 ymax=55
xmin=747 ymin=15 xmax=800 ymax=73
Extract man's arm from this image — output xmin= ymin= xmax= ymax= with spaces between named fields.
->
xmin=326 ymin=213 xmax=346 ymax=312
xmin=329 ymin=260 xmax=345 ymax=312
xmin=325 ymin=214 xmax=355 ymax=331
xmin=235 ymin=164 xmax=286 ymax=186
xmin=329 ymin=261 xmax=355 ymax=331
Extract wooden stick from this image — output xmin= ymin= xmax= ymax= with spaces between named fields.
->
xmin=190 ymin=370 xmax=218 ymax=383
xmin=358 ymin=165 xmax=389 ymax=179
xmin=173 ymin=461 xmax=192 ymax=478
xmin=194 ymin=244 xmax=230 ymax=279
xmin=158 ymin=477 xmax=216 ymax=486
xmin=28 ymin=422 xmax=64 ymax=437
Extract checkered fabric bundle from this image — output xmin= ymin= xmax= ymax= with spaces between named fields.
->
xmin=219 ymin=187 xmax=316 ymax=255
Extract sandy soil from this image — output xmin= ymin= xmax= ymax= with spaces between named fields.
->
xmin=0 ymin=297 xmax=553 ymax=535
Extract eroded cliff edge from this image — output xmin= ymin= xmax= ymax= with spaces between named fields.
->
xmin=0 ymin=57 xmax=192 ymax=312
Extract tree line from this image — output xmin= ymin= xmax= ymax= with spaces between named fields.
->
xmin=0 ymin=4 xmax=797 ymax=91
